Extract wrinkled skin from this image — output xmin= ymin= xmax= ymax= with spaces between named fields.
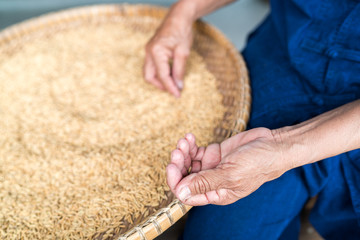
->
xmin=166 ymin=128 xmax=289 ymax=206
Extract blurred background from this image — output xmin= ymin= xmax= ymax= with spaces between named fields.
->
xmin=0 ymin=0 xmax=323 ymax=239
xmin=0 ymin=0 xmax=269 ymax=50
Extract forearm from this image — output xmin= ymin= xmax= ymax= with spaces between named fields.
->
xmin=275 ymin=100 xmax=360 ymax=170
xmin=166 ymin=0 xmax=236 ymax=26
xmin=178 ymin=0 xmax=236 ymax=21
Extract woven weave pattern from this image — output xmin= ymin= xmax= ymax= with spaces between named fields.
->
xmin=0 ymin=5 xmax=250 ymax=240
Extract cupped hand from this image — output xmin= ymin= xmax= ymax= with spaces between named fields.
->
xmin=166 ymin=128 xmax=291 ymax=206
xmin=144 ymin=8 xmax=193 ymax=98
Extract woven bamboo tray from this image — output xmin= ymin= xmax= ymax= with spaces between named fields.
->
xmin=0 ymin=4 xmax=250 ymax=240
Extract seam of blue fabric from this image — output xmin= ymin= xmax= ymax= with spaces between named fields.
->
xmin=301 ymin=38 xmax=360 ymax=63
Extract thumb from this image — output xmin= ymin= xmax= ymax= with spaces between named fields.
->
xmin=175 ymin=168 xmax=225 ymax=202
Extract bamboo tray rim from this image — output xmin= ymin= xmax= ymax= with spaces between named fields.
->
xmin=0 ymin=4 xmax=251 ymax=240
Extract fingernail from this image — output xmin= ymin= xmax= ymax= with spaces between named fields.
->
xmin=178 ymin=186 xmax=191 ymax=201
xmin=176 ymin=80 xmax=183 ymax=90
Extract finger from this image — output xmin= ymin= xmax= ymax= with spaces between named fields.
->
xmin=153 ymin=53 xmax=180 ymax=97
xmin=201 ymin=143 xmax=221 ymax=170
xmin=177 ymin=138 xmax=191 ymax=171
xmin=220 ymin=132 xmax=248 ymax=158
xmin=170 ymin=149 xmax=187 ymax=176
xmin=180 ymin=192 xmax=208 ymax=206
xmin=166 ymin=163 xmax=183 ymax=192
xmin=191 ymin=146 xmax=205 ymax=173
xmin=191 ymin=160 xmax=201 ymax=173
xmin=185 ymin=133 xmax=198 ymax=159
xmin=143 ymin=54 xmax=165 ymax=90
xmin=194 ymin=146 xmax=205 ymax=161
xmin=175 ymin=168 xmax=224 ymax=201
xmin=172 ymin=46 xmax=189 ymax=90
xmin=183 ymin=189 xmax=229 ymax=206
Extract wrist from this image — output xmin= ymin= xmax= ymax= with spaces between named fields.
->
xmin=169 ymin=1 xmax=198 ymax=24
xmin=271 ymin=125 xmax=315 ymax=171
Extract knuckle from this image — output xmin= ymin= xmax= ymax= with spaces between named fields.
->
xmin=177 ymin=49 xmax=190 ymax=58
xmin=150 ymin=44 xmax=162 ymax=54
xmin=253 ymin=127 xmax=272 ymax=138
xmin=160 ymin=76 xmax=171 ymax=85
xmin=259 ymin=127 xmax=272 ymax=136
xmin=150 ymin=48 xmax=157 ymax=56
xmin=157 ymin=74 xmax=167 ymax=83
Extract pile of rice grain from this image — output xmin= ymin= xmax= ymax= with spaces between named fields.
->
xmin=0 ymin=20 xmax=225 ymax=239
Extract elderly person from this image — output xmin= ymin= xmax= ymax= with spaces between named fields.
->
xmin=144 ymin=0 xmax=360 ymax=239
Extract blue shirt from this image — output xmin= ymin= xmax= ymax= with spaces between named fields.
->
xmin=243 ymin=0 xmax=360 ymax=225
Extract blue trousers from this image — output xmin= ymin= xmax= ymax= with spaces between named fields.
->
xmin=182 ymin=16 xmax=360 ymax=239
xmin=182 ymin=156 xmax=360 ymax=239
